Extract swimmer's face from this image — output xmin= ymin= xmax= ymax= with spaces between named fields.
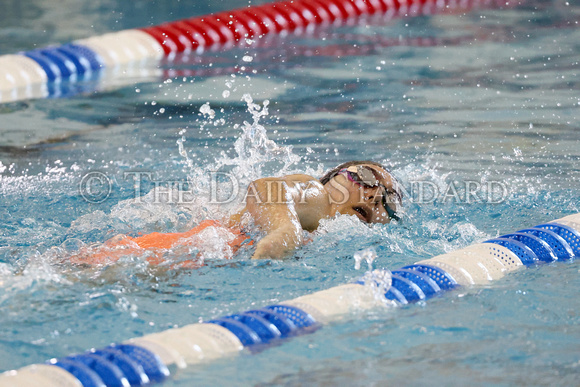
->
xmin=326 ymin=164 xmax=401 ymax=224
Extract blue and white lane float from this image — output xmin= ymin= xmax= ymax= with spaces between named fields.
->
xmin=0 ymin=0 xmax=505 ymax=104
xmin=1 ymin=212 xmax=578 ymax=386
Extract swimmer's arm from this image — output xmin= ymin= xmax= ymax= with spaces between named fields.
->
xmin=245 ymin=174 xmax=331 ymax=259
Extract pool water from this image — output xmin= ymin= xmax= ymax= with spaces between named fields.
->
xmin=1 ymin=0 xmax=579 ymax=385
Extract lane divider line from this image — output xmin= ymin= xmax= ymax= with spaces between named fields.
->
xmin=0 ymin=0 xmax=505 ymax=103
xmin=1 ymin=212 xmax=577 ymax=386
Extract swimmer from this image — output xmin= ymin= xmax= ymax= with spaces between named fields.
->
xmin=69 ymin=160 xmax=402 ymax=267
xmin=232 ymin=160 xmax=402 ymax=260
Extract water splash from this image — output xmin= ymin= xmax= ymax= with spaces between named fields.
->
xmin=358 ymin=269 xmax=395 ymax=307
xmin=173 ymin=94 xmax=302 ymax=219
xmin=199 ymin=102 xmax=216 ymax=119
xmin=213 ymin=94 xmax=301 ymax=186
xmin=0 ymin=254 xmax=71 ymax=304
xmin=167 ymin=224 xmax=240 ymax=263
xmin=37 ymin=92 xmax=306 ymax=273
xmin=68 ymin=187 xmax=198 ymax=237
xmin=353 ymin=247 xmax=377 ymax=271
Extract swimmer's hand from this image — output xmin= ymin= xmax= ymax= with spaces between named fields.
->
xmin=251 ymin=224 xmax=303 ymax=260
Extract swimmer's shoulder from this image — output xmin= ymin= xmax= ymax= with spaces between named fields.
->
xmin=279 ymin=173 xmax=324 ymax=187
xmin=252 ymin=174 xmax=325 ymax=192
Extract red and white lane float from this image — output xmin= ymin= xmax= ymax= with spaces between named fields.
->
xmin=0 ymin=0 xmax=508 ymax=103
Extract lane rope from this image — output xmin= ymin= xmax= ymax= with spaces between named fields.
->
xmin=1 ymin=213 xmax=578 ymax=386
xmin=0 ymin=0 xmax=507 ymax=103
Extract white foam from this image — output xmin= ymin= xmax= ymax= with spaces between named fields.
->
xmin=0 ymin=255 xmax=70 ymax=304
xmin=170 ymin=224 xmax=240 ymax=263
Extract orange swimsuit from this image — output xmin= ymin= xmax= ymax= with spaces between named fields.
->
xmin=69 ymin=220 xmax=252 ymax=268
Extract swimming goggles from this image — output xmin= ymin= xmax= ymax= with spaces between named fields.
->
xmin=338 ymin=165 xmax=401 ymax=221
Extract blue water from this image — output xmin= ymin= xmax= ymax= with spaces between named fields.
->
xmin=1 ymin=0 xmax=579 ymax=385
